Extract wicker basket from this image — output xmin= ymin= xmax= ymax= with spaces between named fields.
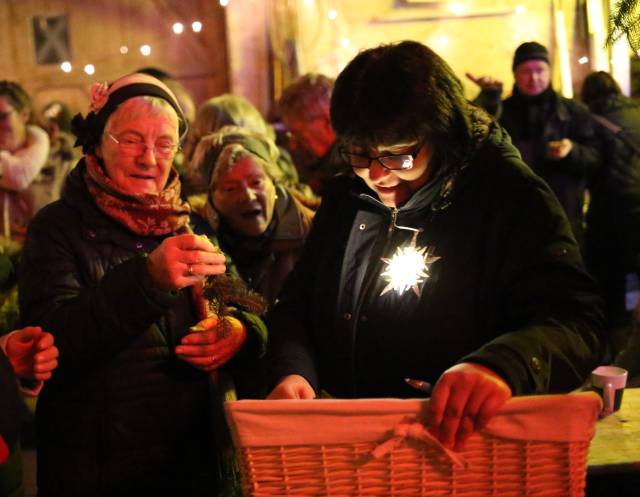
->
xmin=225 ymin=392 xmax=601 ymax=497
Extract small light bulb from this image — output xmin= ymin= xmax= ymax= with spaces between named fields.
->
xmin=448 ymin=3 xmax=465 ymax=15
xmin=84 ymin=64 xmax=95 ymax=75
xmin=60 ymin=61 xmax=72 ymax=73
xmin=341 ymin=37 xmax=350 ymax=47
xmin=140 ymin=44 xmax=151 ymax=56
xmin=173 ymin=22 xmax=184 ymax=34
xmin=220 ymin=0 xmax=229 ymax=5
xmin=515 ymin=5 xmax=526 ymax=14
xmin=328 ymin=9 xmax=338 ymax=20
xmin=192 ymin=21 xmax=202 ymax=32
xmin=119 ymin=45 xmax=129 ymax=55
xmin=578 ymin=56 xmax=589 ymax=65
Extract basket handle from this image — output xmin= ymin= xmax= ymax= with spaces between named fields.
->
xmin=371 ymin=420 xmax=468 ymax=469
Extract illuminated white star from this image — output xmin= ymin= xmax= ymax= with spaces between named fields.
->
xmin=380 ymin=243 xmax=440 ymax=297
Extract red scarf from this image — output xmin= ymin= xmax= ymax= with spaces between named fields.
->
xmin=83 ymin=154 xmax=191 ymax=236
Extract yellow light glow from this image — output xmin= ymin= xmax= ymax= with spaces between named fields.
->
xmin=515 ymin=5 xmax=526 ymax=14
xmin=448 ymin=3 xmax=465 ymax=15
xmin=140 ymin=44 xmax=151 ymax=56
xmin=437 ymin=35 xmax=448 ymax=49
xmin=328 ymin=9 xmax=338 ymax=20
xmin=60 ymin=61 xmax=72 ymax=73
xmin=119 ymin=45 xmax=129 ymax=55
xmin=84 ymin=64 xmax=95 ymax=75
xmin=192 ymin=21 xmax=203 ymax=32
xmin=173 ymin=22 xmax=184 ymax=34
xmin=578 ymin=56 xmax=589 ymax=65
xmin=554 ymin=9 xmax=573 ymax=98
xmin=586 ymin=0 xmax=608 ymax=71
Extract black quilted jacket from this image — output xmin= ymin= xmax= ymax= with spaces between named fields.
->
xmin=19 ymin=162 xmax=218 ymax=497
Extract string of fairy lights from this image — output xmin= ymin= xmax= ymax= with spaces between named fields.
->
xmin=57 ymin=17 xmax=206 ymax=76
xmin=55 ymin=0 xmax=636 ymax=94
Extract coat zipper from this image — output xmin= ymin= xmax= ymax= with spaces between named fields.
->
xmin=349 ymin=207 xmax=398 ymax=396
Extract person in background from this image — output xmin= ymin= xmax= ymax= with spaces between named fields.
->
xmin=191 ymin=125 xmax=315 ymax=306
xmin=468 ymin=42 xmax=600 ymax=245
xmin=37 ymin=100 xmax=79 ymax=212
xmin=266 ymin=41 xmax=605 ymax=452
xmin=0 ymin=326 xmax=58 ymax=497
xmin=580 ymin=71 xmax=640 ymax=373
xmin=190 ymin=126 xmax=316 ymax=399
xmin=19 ymin=72 xmax=266 ymax=497
xmin=0 ymin=82 xmax=50 ymax=241
xmin=182 ymin=94 xmax=300 ymax=199
xmin=279 ymin=73 xmax=347 ymax=195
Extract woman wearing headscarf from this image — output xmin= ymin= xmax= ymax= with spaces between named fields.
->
xmin=18 ymin=73 xmax=266 ymax=497
xmin=182 ymin=94 xmax=300 ymax=197
xmin=191 ymin=125 xmax=316 ymax=306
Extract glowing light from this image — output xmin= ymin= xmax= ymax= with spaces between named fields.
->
xmin=515 ymin=5 xmax=526 ymax=14
xmin=637 ymin=50 xmax=640 ymax=57
xmin=119 ymin=45 xmax=129 ymax=55
xmin=84 ymin=64 xmax=95 ymax=75
xmin=436 ymin=35 xmax=449 ymax=49
xmin=192 ymin=21 xmax=203 ymax=32
xmin=554 ymin=9 xmax=573 ymax=98
xmin=380 ymin=233 xmax=440 ymax=297
xmin=220 ymin=0 xmax=229 ymax=5
xmin=341 ymin=37 xmax=350 ymax=47
xmin=578 ymin=56 xmax=589 ymax=65
xmin=448 ymin=3 xmax=465 ymax=15
xmin=586 ymin=0 xmax=607 ymax=70
xmin=173 ymin=22 xmax=184 ymax=34
xmin=140 ymin=44 xmax=151 ymax=56
xmin=328 ymin=9 xmax=338 ymax=20
xmin=60 ymin=61 xmax=72 ymax=73
xmin=304 ymin=0 xmax=313 ymax=5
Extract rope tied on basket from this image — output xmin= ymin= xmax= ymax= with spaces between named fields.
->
xmin=371 ymin=419 xmax=469 ymax=470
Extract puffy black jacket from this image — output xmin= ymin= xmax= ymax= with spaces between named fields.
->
xmin=267 ymin=123 xmax=606 ymax=399
xmin=585 ymin=94 xmax=640 ymax=324
xmin=476 ymin=87 xmax=600 ymax=241
xmin=19 ymin=162 xmax=218 ymax=497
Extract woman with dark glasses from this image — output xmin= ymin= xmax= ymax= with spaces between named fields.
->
xmin=266 ymin=41 xmax=605 ymax=452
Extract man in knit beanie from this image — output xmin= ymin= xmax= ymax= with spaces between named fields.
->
xmin=467 ymin=41 xmax=600 ymax=246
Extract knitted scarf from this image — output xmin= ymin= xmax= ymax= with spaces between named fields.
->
xmin=83 ymin=154 xmax=190 ymax=236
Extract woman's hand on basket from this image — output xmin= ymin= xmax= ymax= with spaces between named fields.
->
xmin=147 ymin=234 xmax=226 ymax=291
xmin=176 ymin=315 xmax=246 ymax=371
xmin=426 ymin=362 xmax=512 ymax=451
xmin=267 ymin=374 xmax=316 ymax=399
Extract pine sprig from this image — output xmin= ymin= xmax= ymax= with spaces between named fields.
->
xmin=202 ymin=273 xmax=268 ymax=318
xmin=607 ymin=0 xmax=640 ymax=50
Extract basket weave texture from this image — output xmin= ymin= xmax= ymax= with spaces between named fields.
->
xmin=225 ymin=392 xmax=601 ymax=497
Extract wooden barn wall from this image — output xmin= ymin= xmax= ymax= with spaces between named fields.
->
xmin=0 ymin=0 xmax=230 ymax=118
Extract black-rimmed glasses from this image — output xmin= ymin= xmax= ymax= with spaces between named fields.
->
xmin=339 ymin=143 xmax=423 ymax=171
xmin=108 ymin=133 xmax=180 ymax=160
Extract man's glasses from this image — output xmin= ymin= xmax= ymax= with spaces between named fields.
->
xmin=339 ymin=143 xmax=423 ymax=171
xmin=108 ymin=133 xmax=179 ymax=160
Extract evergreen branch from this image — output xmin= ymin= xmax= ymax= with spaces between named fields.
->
xmin=607 ymin=0 xmax=640 ymax=50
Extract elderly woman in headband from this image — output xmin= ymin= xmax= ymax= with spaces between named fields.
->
xmin=18 ymin=73 xmax=266 ymax=497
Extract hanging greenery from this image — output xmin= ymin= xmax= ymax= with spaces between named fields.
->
xmin=607 ymin=0 xmax=640 ymax=50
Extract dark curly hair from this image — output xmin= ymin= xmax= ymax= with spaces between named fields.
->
xmin=330 ymin=41 xmax=473 ymax=175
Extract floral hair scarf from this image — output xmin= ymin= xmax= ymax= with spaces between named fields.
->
xmin=83 ymin=154 xmax=191 ymax=236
